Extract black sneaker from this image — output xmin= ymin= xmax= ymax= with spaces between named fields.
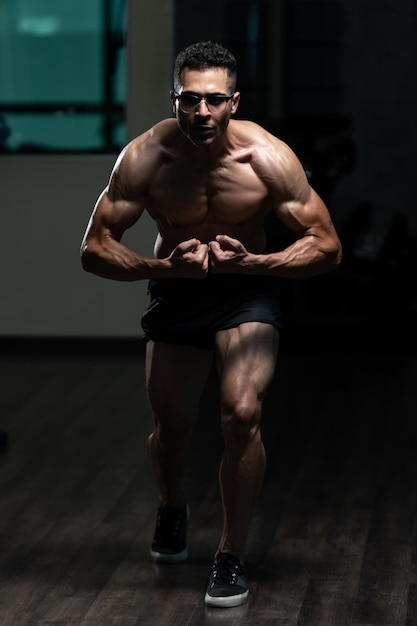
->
xmin=204 ymin=552 xmax=249 ymax=608
xmin=150 ymin=504 xmax=189 ymax=564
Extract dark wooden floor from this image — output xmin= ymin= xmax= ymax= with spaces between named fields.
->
xmin=1 ymin=319 xmax=417 ymax=625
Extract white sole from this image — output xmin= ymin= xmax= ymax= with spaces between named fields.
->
xmin=204 ymin=589 xmax=249 ymax=608
xmin=150 ymin=547 xmax=189 ymax=564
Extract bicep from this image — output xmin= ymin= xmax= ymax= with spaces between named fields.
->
xmin=84 ymin=136 xmax=154 ymax=245
xmin=84 ymin=174 xmax=146 ymax=251
xmin=275 ymin=186 xmax=333 ymax=237
xmin=256 ymin=138 xmax=330 ymax=236
xmin=256 ymin=135 xmax=340 ymax=261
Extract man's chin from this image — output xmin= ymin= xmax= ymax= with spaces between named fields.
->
xmin=190 ymin=127 xmax=217 ymax=145
xmin=189 ymin=134 xmax=217 ymax=148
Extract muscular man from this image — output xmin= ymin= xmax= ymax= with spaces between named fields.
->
xmin=81 ymin=41 xmax=342 ymax=608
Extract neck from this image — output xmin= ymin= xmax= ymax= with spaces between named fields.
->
xmin=184 ymin=130 xmax=233 ymax=163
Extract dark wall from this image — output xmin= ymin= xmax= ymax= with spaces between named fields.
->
xmin=174 ymin=0 xmax=417 ymax=322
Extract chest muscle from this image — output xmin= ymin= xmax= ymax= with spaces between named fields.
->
xmin=148 ymin=158 xmax=268 ymax=227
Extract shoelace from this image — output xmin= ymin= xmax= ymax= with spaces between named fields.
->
xmin=213 ymin=556 xmax=241 ymax=584
xmin=155 ymin=508 xmax=184 ymax=543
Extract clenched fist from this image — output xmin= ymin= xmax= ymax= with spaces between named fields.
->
xmin=208 ymin=235 xmax=248 ymax=272
xmin=169 ymin=238 xmax=210 ymax=278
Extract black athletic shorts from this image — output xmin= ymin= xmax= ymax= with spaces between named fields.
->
xmin=141 ymin=273 xmax=281 ymax=349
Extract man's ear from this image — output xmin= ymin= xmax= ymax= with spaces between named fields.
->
xmin=231 ymin=92 xmax=240 ymax=115
xmin=170 ymin=90 xmax=177 ymax=115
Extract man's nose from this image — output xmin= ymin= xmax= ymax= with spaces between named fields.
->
xmin=196 ymin=98 xmax=210 ymax=114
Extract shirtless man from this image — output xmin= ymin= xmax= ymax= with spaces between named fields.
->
xmin=81 ymin=41 xmax=342 ymax=608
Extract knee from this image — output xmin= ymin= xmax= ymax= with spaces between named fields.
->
xmin=221 ymin=394 xmax=261 ymax=441
xmin=149 ymin=414 xmax=193 ymax=452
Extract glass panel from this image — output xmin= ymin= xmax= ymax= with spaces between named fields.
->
xmin=0 ymin=0 xmax=126 ymax=153
xmin=5 ymin=113 xmax=104 ymax=152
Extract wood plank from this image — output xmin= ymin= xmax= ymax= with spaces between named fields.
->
xmin=1 ymin=339 xmax=417 ymax=623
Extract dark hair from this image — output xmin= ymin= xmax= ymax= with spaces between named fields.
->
xmin=173 ymin=41 xmax=237 ymax=91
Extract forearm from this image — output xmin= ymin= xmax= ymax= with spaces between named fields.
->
xmin=246 ymin=234 xmax=342 ymax=278
xmin=80 ymin=237 xmax=170 ymax=281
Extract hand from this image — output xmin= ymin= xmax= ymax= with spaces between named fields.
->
xmin=169 ymin=238 xmax=209 ymax=278
xmin=208 ymin=235 xmax=248 ymax=273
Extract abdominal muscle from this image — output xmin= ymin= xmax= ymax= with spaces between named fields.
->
xmin=153 ymin=216 xmax=268 ymax=258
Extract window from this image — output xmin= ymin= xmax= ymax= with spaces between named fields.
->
xmin=0 ymin=0 xmax=126 ymax=153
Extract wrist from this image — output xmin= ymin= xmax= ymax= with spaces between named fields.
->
xmin=241 ymin=252 xmax=266 ymax=274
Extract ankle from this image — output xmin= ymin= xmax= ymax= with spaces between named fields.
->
xmin=215 ymin=550 xmax=242 ymax=564
xmin=159 ymin=492 xmax=187 ymax=510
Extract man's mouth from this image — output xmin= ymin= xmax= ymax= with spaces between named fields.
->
xmin=193 ymin=125 xmax=214 ymax=134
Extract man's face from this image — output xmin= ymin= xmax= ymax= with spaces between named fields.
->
xmin=171 ymin=67 xmax=240 ymax=147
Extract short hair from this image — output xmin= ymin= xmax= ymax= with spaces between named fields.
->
xmin=173 ymin=41 xmax=237 ymax=91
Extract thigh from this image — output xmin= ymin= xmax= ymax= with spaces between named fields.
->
xmin=146 ymin=340 xmax=214 ymax=425
xmin=215 ymin=322 xmax=279 ymax=405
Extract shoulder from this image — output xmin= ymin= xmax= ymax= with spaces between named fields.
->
xmin=230 ymin=120 xmax=310 ymax=202
xmin=230 ymin=120 xmax=301 ymax=168
xmin=118 ymin=119 xmax=179 ymax=169
xmin=230 ymin=119 xmax=281 ymax=145
xmin=109 ymin=119 xmax=180 ymax=198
